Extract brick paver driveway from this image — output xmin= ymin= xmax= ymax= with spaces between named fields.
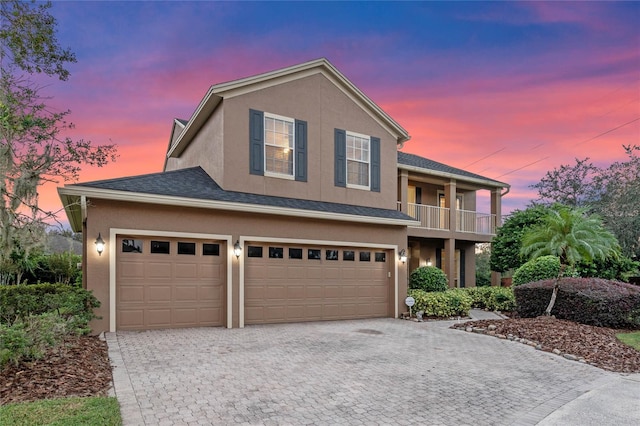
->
xmin=108 ymin=318 xmax=619 ymax=425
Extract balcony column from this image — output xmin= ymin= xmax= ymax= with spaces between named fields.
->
xmin=491 ymin=188 xmax=503 ymax=227
xmin=398 ymin=169 xmax=409 ymax=213
xmin=445 ymin=179 xmax=457 ymax=231
xmin=444 ymin=238 xmax=456 ymax=288
xmin=491 ymin=188 xmax=503 ymax=286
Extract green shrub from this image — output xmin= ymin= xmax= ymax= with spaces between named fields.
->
xmin=513 ymin=255 xmax=561 ymax=286
xmin=464 ymin=287 xmax=516 ymax=312
xmin=0 ymin=313 xmax=72 ymax=368
xmin=0 ymin=283 xmax=99 ymax=333
xmin=514 ymin=277 xmax=640 ymax=329
xmin=409 ymin=266 xmax=448 ymax=292
xmin=408 ymin=289 xmax=472 ymax=318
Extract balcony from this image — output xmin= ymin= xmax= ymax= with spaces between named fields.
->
xmin=399 ymin=203 xmax=497 ymax=235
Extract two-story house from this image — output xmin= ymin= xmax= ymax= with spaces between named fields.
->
xmin=59 ymin=58 xmax=508 ymax=333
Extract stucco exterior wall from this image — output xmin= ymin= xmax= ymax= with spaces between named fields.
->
xmin=85 ymin=198 xmax=408 ymax=333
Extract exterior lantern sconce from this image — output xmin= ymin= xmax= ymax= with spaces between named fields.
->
xmin=399 ymin=249 xmax=407 ymax=264
xmin=426 ymin=258 xmax=432 ymax=267
xmin=95 ymin=233 xmax=105 ymax=256
xmin=233 ymin=240 xmax=242 ymax=259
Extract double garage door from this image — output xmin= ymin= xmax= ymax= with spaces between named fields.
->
xmin=116 ymin=236 xmax=226 ymax=331
xmin=116 ymin=236 xmax=390 ymax=330
xmin=245 ymin=243 xmax=390 ymax=325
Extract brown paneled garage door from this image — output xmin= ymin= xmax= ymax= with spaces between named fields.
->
xmin=116 ymin=236 xmax=226 ymax=330
xmin=245 ymin=243 xmax=390 ymax=325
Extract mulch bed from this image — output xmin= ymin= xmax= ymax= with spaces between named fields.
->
xmin=451 ymin=317 xmax=640 ymax=373
xmin=0 ymin=336 xmax=113 ymax=405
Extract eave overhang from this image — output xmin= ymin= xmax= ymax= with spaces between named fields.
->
xmin=58 ymin=186 xmax=418 ymax=233
xmin=398 ymin=163 xmax=510 ymax=190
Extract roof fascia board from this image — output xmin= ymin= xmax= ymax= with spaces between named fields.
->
xmin=398 ymin=163 xmax=509 ymax=189
xmin=166 ymin=89 xmax=222 ymax=158
xmin=59 ymin=186 xmax=418 ymax=227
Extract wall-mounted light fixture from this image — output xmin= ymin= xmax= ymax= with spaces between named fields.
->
xmin=426 ymin=258 xmax=432 ymax=267
xmin=95 ymin=233 xmax=105 ymax=256
xmin=399 ymin=249 xmax=407 ymax=264
xmin=233 ymin=240 xmax=242 ymax=258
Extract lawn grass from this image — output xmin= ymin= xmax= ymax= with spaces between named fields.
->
xmin=0 ymin=396 xmax=121 ymax=426
xmin=616 ymin=330 xmax=640 ymax=351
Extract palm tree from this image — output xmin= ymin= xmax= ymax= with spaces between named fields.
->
xmin=520 ymin=206 xmax=619 ymax=315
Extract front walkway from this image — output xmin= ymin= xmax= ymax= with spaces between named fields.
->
xmin=107 ymin=317 xmax=637 ymax=425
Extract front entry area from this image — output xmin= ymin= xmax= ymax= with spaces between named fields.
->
xmin=244 ymin=242 xmax=391 ymax=325
xmin=115 ymin=236 xmax=226 ymax=330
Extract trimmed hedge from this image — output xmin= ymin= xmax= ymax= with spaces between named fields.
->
xmin=513 ymin=255 xmax=560 ymax=286
xmin=514 ymin=277 xmax=640 ymax=329
xmin=409 ymin=266 xmax=448 ymax=292
xmin=408 ymin=289 xmax=472 ymax=318
xmin=464 ymin=287 xmax=516 ymax=312
xmin=0 ymin=283 xmax=99 ymax=332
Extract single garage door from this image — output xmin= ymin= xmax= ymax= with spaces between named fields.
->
xmin=245 ymin=243 xmax=390 ymax=325
xmin=116 ymin=236 xmax=226 ymax=330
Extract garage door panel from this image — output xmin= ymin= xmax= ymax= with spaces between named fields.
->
xmin=119 ymin=286 xmax=144 ymax=302
xmin=147 ymin=263 xmax=172 ymax=278
xmin=117 ymin=236 xmax=226 ymax=330
xmin=307 ymin=267 xmax=323 ymax=279
xmin=146 ymin=309 xmax=172 ymax=327
xmin=288 ymin=266 xmax=306 ymax=279
xmin=287 ymin=286 xmax=305 ymax=299
xmin=148 ymin=286 xmax=172 ymax=302
xmin=174 ymin=286 xmax=198 ymax=302
xmin=323 ymin=267 xmax=341 ymax=280
xmin=175 ymin=263 xmax=198 ymax=278
xmin=306 ymin=286 xmax=323 ymax=298
xmin=120 ymin=261 xmax=145 ymax=278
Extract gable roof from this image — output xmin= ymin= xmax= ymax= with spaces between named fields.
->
xmin=58 ymin=167 xmax=416 ymax=232
xmin=166 ymin=58 xmax=410 ymax=159
xmin=397 ymin=151 xmax=509 ymax=189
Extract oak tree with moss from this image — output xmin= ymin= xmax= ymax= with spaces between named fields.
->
xmin=0 ymin=1 xmax=117 ymax=284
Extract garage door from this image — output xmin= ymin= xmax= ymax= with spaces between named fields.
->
xmin=245 ymin=243 xmax=390 ymax=325
xmin=116 ymin=236 xmax=226 ymax=330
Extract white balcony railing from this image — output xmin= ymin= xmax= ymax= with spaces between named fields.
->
xmin=398 ymin=203 xmax=496 ymax=235
xmin=457 ymin=209 xmax=496 ymax=234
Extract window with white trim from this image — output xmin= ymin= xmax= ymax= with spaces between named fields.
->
xmin=264 ymin=113 xmax=294 ymax=177
xmin=346 ymin=131 xmax=370 ymax=188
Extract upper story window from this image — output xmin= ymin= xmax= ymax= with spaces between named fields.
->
xmin=249 ymin=109 xmax=307 ymax=182
xmin=334 ymin=128 xmax=380 ymax=192
xmin=346 ymin=132 xmax=370 ymax=188
xmin=265 ymin=113 xmax=294 ymax=178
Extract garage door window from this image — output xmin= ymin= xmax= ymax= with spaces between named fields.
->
xmin=178 ymin=242 xmax=196 ymax=255
xmin=203 ymin=243 xmax=220 ymax=256
xmin=308 ymin=249 xmax=321 ymax=260
xmin=359 ymin=251 xmax=371 ymax=262
xmin=326 ymin=250 xmax=339 ymax=260
xmin=151 ymin=241 xmax=170 ymax=254
xmin=375 ymin=252 xmax=386 ymax=262
xmin=343 ymin=250 xmax=355 ymax=261
xmin=248 ymin=246 xmax=263 ymax=258
xmin=269 ymin=247 xmax=284 ymax=258
xmin=289 ymin=248 xmax=303 ymax=259
xmin=122 ymin=239 xmax=143 ymax=253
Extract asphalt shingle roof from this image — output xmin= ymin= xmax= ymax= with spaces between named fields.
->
xmin=77 ymin=167 xmax=413 ymax=221
xmin=397 ymin=151 xmax=507 ymax=187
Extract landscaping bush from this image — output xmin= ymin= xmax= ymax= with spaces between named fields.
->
xmin=464 ymin=287 xmax=516 ymax=312
xmin=0 ymin=283 xmax=99 ymax=333
xmin=514 ymin=277 xmax=640 ymax=329
xmin=408 ymin=289 xmax=472 ymax=318
xmin=512 ymin=255 xmax=561 ymax=286
xmin=0 ymin=313 xmax=72 ymax=368
xmin=409 ymin=266 xmax=448 ymax=292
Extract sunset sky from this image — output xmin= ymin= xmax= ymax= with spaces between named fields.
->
xmin=39 ymin=1 xmax=639 ymax=222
